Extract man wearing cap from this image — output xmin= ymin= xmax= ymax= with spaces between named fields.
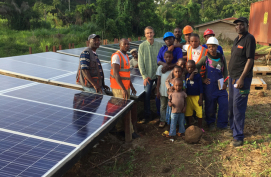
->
xmin=228 ymin=17 xmax=256 ymax=147
xmin=76 ymin=34 xmax=110 ymax=94
xmin=138 ymin=26 xmax=163 ymax=123
xmin=130 ymin=49 xmax=138 ymax=68
xmin=157 ymin=32 xmax=183 ymax=72
xmin=202 ymin=29 xmax=224 ymax=55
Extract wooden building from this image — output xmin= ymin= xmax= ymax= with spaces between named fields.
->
xmin=195 ymin=18 xmax=237 ymax=41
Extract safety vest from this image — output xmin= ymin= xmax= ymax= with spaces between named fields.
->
xmin=110 ymin=51 xmax=131 ymax=90
xmin=187 ymin=45 xmax=208 ymax=78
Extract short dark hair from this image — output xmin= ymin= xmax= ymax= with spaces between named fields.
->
xmin=174 ymin=65 xmax=182 ymax=70
xmin=190 ymin=33 xmax=200 ymax=39
xmin=187 ymin=60 xmax=196 ymax=66
xmin=144 ymin=26 xmax=154 ymax=33
xmin=164 ymin=51 xmax=173 ymax=56
xmin=174 ymin=27 xmax=182 ymax=31
xmin=174 ymin=78 xmax=183 ymax=84
xmin=177 ymin=58 xmax=186 ymax=63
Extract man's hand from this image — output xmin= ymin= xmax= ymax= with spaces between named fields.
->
xmin=182 ymin=107 xmax=186 ymax=113
xmin=168 ymin=45 xmax=175 ymax=52
xmin=122 ymin=89 xmax=129 ymax=100
xmin=131 ymin=86 xmax=137 ymax=95
xmin=134 ymin=64 xmax=138 ymax=68
xmin=236 ymin=78 xmax=244 ymax=89
xmin=103 ymin=85 xmax=110 ymax=91
xmin=168 ymin=101 xmax=172 ymax=107
xmin=203 ymin=78 xmax=211 ymax=85
xmin=162 ymin=65 xmax=169 ymax=73
xmin=198 ymin=98 xmax=203 ymax=106
xmin=143 ymin=77 xmax=151 ymax=86
xmin=169 ymin=86 xmax=175 ymax=92
xmin=93 ymin=84 xmax=103 ymax=94
xmin=156 ymin=92 xmax=161 ymax=99
xmin=222 ymin=84 xmax=227 ymax=90
xmin=188 ymin=73 xmax=195 ymax=81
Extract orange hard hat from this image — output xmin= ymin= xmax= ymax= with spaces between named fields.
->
xmin=183 ymin=25 xmax=193 ymax=34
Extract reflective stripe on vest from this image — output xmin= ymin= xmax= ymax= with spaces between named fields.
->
xmin=187 ymin=45 xmax=208 ymax=64
xmin=110 ymin=51 xmax=131 ymax=90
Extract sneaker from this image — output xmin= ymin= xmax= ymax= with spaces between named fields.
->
xmin=230 ymin=139 xmax=243 ymax=147
xmin=209 ymin=123 xmax=216 ymax=132
xmin=159 ymin=122 xmax=166 ymax=128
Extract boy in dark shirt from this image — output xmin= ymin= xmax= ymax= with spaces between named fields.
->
xmin=185 ymin=60 xmax=203 ymax=129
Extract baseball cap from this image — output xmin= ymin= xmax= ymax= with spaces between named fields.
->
xmin=88 ymin=34 xmax=100 ymax=41
xmin=130 ymin=49 xmax=137 ymax=53
xmin=233 ymin=17 xmax=249 ymax=24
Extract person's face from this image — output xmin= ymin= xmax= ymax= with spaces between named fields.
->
xmin=119 ymin=39 xmax=130 ymax=52
xmin=186 ymin=62 xmax=195 ymax=74
xmin=173 ymin=68 xmax=182 ymax=78
xmin=164 ymin=37 xmax=174 ymax=46
xmin=89 ymin=37 xmax=100 ymax=48
xmin=131 ymin=51 xmax=138 ymax=59
xmin=174 ymin=28 xmax=182 ymax=39
xmin=174 ymin=80 xmax=183 ymax=92
xmin=235 ymin=22 xmax=247 ymax=34
xmin=177 ymin=60 xmax=186 ymax=69
xmin=164 ymin=53 xmax=173 ymax=64
xmin=190 ymin=36 xmax=200 ymax=49
xmin=204 ymin=34 xmax=214 ymax=42
xmin=207 ymin=44 xmax=218 ymax=56
xmin=145 ymin=28 xmax=155 ymax=40
xmin=184 ymin=33 xmax=191 ymax=43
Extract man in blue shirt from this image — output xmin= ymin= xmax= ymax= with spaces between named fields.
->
xmin=157 ymin=32 xmax=183 ymax=73
xmin=202 ymin=29 xmax=224 ymax=55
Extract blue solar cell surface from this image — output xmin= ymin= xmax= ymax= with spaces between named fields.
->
xmin=0 ymin=75 xmax=33 ymax=92
xmin=0 ymin=131 xmax=74 ymax=177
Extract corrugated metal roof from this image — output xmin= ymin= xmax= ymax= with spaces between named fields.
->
xmin=194 ymin=18 xmax=236 ymax=28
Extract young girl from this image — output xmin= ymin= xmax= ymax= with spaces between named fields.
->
xmin=196 ymin=37 xmax=228 ymax=131
xmin=168 ymin=78 xmax=187 ymax=138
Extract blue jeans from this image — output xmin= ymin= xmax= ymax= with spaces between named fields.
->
xmin=229 ymin=77 xmax=252 ymax=141
xmin=144 ymin=79 xmax=157 ymax=117
xmin=169 ymin=113 xmax=185 ymax=136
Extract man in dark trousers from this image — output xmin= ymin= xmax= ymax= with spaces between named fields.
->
xmin=228 ymin=17 xmax=256 ymax=147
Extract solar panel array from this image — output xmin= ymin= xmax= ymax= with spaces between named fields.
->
xmin=57 ymin=42 xmax=140 ymax=62
xmin=0 ymin=40 xmax=144 ymax=176
xmin=0 ymin=75 xmax=133 ymax=177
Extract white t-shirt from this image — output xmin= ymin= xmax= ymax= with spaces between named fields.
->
xmin=156 ymin=65 xmax=172 ymax=97
xmin=182 ymin=44 xmax=189 ymax=52
xmin=111 ymin=50 xmax=129 ymax=65
xmin=183 ymin=45 xmax=202 ymax=63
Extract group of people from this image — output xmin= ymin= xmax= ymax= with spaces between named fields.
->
xmin=76 ymin=17 xmax=256 ymax=147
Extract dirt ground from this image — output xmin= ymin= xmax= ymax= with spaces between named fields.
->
xmin=64 ymin=51 xmax=271 ymax=177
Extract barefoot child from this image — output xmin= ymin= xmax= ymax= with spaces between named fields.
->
xmin=156 ymin=51 xmax=174 ymax=128
xmin=168 ymin=78 xmax=187 ymax=137
xmin=185 ymin=60 xmax=204 ymax=129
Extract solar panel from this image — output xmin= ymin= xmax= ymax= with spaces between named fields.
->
xmin=0 ymin=75 xmax=33 ymax=92
xmin=0 ymin=77 xmax=134 ymax=177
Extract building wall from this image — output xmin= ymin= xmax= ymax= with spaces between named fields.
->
xmin=198 ymin=22 xmax=237 ymax=41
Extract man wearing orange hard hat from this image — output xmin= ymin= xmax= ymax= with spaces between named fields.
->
xmin=182 ymin=25 xmax=194 ymax=59
xmin=202 ymin=28 xmax=224 ymax=55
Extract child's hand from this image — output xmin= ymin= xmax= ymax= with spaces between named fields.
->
xmin=157 ymin=92 xmax=161 ymax=99
xmin=222 ymin=84 xmax=227 ymax=90
xmin=169 ymin=86 xmax=175 ymax=92
xmin=189 ymin=73 xmax=195 ymax=81
xmin=203 ymin=78 xmax=211 ymax=85
xmin=198 ymin=98 xmax=203 ymax=106
xmin=168 ymin=101 xmax=172 ymax=107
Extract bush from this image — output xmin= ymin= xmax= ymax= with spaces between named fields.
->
xmin=31 ymin=20 xmax=51 ymax=30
